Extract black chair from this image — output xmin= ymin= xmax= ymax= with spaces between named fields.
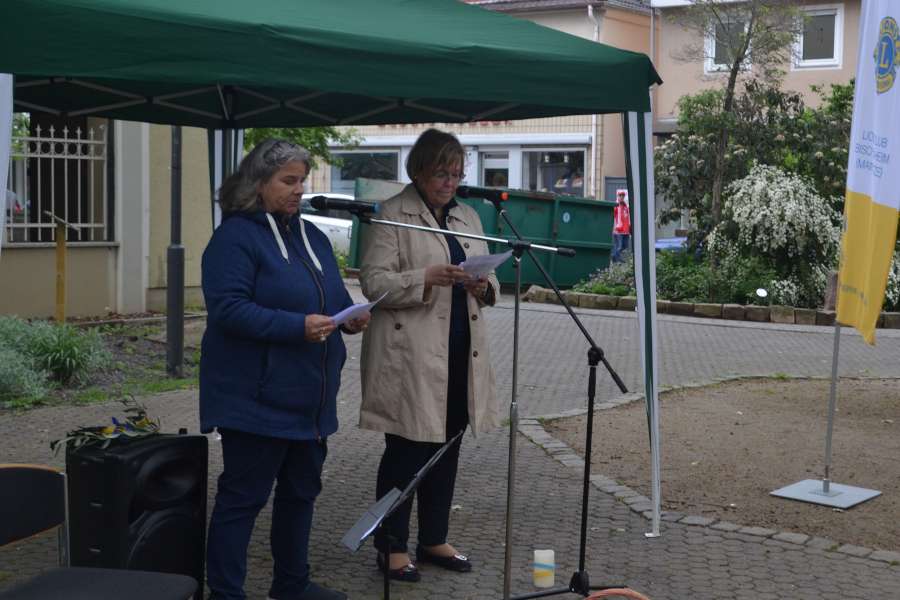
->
xmin=0 ymin=463 xmax=198 ymax=600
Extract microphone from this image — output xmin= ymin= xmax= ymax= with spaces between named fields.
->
xmin=309 ymin=195 xmax=379 ymax=214
xmin=455 ymin=186 xmax=508 ymax=205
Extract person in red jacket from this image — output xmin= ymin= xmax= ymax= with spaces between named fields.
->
xmin=611 ymin=189 xmax=631 ymax=263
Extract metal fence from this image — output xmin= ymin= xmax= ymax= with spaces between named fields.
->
xmin=6 ymin=124 xmax=108 ymax=243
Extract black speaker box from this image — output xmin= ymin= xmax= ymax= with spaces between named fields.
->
xmin=66 ymin=433 xmax=208 ymax=600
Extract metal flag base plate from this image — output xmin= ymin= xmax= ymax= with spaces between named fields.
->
xmin=770 ymin=479 xmax=882 ymax=509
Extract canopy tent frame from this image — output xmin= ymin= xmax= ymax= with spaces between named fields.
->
xmin=14 ymin=80 xmax=530 ymax=127
xmin=1 ymin=0 xmax=665 ymax=586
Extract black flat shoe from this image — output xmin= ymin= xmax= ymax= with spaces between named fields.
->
xmin=415 ymin=545 xmax=472 ymax=572
xmin=268 ymin=582 xmax=348 ymax=600
xmin=376 ymin=553 xmax=422 ymax=582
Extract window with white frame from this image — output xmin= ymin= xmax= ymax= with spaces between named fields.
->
xmin=6 ymin=114 xmax=111 ymax=244
xmin=521 ymin=150 xmax=585 ymax=196
xmin=328 ymin=151 xmax=399 ymax=195
xmin=705 ymin=21 xmax=750 ymax=74
xmin=794 ymin=5 xmax=843 ymax=70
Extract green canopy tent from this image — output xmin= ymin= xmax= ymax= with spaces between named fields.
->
xmin=0 ymin=0 xmax=663 ymax=533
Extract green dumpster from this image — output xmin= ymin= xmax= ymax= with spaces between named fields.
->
xmin=348 ymin=179 xmax=615 ymax=288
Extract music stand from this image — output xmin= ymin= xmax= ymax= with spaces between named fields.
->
xmin=343 ymin=430 xmax=465 ymax=600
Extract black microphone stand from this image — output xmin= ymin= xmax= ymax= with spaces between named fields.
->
xmin=486 ymin=198 xmax=629 ymax=600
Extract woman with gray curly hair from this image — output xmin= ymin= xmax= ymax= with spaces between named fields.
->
xmin=201 ymin=138 xmax=369 ymax=600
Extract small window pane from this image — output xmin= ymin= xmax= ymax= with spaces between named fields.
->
xmin=803 ymin=14 xmax=836 ymax=61
xmin=521 ymin=151 xmax=585 ymax=195
xmin=329 ymin=152 xmax=398 ymax=194
xmin=714 ymin=23 xmax=744 ymax=65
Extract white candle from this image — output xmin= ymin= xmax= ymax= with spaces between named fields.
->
xmin=533 ymin=549 xmax=555 ymax=588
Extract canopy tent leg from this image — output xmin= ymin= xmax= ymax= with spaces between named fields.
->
xmin=0 ymin=73 xmax=13 ymax=267
xmin=166 ymin=125 xmax=185 ymax=377
xmin=623 ymin=109 xmax=661 ymax=537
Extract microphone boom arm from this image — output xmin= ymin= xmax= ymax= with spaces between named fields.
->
xmin=360 ymin=216 xmax=571 ymax=256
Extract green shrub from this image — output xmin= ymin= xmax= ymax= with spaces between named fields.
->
xmin=655 ymin=250 xmax=777 ymax=305
xmin=0 ymin=318 xmax=113 ymax=404
xmin=0 ymin=316 xmax=35 ymax=353
xmin=27 ymin=324 xmax=111 ymax=382
xmin=0 ymin=347 xmax=54 ymax=409
xmin=334 ymin=248 xmax=349 ymax=278
xmin=572 ymin=259 xmax=636 ymax=296
xmin=655 ymin=251 xmax=709 ymax=303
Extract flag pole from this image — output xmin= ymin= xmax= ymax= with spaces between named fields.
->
xmin=822 ymin=320 xmax=842 ymax=494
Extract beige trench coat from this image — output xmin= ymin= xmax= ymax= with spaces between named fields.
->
xmin=358 ymin=184 xmax=500 ymax=443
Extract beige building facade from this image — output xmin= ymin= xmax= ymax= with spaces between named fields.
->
xmin=309 ymin=0 xmax=658 ymax=214
xmin=652 ymin=0 xmax=861 ymax=125
xmin=2 ymin=117 xmax=212 ymax=319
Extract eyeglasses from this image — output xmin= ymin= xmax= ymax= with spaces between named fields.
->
xmin=273 ymin=140 xmax=300 ymax=151
xmin=432 ymin=172 xmax=465 ymax=182
xmin=264 ymin=140 xmax=301 ymax=164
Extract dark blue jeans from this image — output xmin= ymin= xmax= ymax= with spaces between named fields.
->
xmin=612 ymin=233 xmax=630 ymax=263
xmin=206 ymin=429 xmax=327 ymax=600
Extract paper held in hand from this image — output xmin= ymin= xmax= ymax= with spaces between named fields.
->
xmin=460 ymin=250 xmax=513 ymax=280
xmin=331 ymin=291 xmax=388 ymax=326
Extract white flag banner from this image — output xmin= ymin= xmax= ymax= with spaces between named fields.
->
xmin=836 ymin=0 xmax=900 ymax=344
xmin=0 ymin=73 xmax=14 ymax=266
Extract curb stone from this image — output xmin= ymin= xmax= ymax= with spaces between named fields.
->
xmin=869 ymin=550 xmax=900 ymax=563
xmin=837 ymin=545 xmax=874 ymax=558
xmin=773 ymin=532 xmax=810 ymax=544
xmin=739 ymin=526 xmax=777 ymax=537
xmin=524 ymin=286 xmax=900 ymax=329
xmin=518 ymin=372 xmax=896 ymax=567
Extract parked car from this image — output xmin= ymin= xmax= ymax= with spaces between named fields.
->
xmin=655 ymin=237 xmax=687 ymax=252
xmin=300 ymin=193 xmax=354 ymax=254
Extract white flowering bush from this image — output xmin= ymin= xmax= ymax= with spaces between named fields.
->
xmin=711 ymin=164 xmax=841 ymax=308
xmin=725 ymin=164 xmax=842 ymax=257
xmin=885 ymin=250 xmax=900 ymax=311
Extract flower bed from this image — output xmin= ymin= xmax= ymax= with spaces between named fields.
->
xmin=522 ymin=286 xmax=900 ymax=329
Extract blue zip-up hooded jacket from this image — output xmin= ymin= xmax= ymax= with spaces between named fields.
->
xmin=199 ymin=209 xmax=354 ymax=440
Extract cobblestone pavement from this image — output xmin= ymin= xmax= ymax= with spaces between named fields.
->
xmin=2 ymin=298 xmax=900 ymax=600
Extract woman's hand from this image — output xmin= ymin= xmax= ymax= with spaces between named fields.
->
xmin=462 ymin=275 xmax=490 ymax=299
xmin=343 ymin=312 xmax=371 ymax=334
xmin=304 ymin=314 xmax=338 ymax=343
xmin=424 ymin=264 xmax=467 ymax=290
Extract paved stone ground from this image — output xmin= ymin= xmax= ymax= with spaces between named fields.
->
xmin=2 ymin=293 xmax=900 ymax=600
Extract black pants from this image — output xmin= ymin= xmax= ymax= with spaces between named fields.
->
xmin=375 ymin=334 xmax=470 ymax=554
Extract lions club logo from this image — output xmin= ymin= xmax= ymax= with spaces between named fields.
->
xmin=874 ymin=17 xmax=900 ymax=94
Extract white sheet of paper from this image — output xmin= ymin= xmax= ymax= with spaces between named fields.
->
xmin=460 ymin=250 xmax=512 ymax=280
xmin=331 ymin=291 xmax=388 ymax=326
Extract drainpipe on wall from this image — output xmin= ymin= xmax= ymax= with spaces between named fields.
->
xmin=588 ymin=5 xmax=599 ymax=200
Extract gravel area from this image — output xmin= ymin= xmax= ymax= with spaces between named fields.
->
xmin=546 ymin=377 xmax=900 ymax=554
